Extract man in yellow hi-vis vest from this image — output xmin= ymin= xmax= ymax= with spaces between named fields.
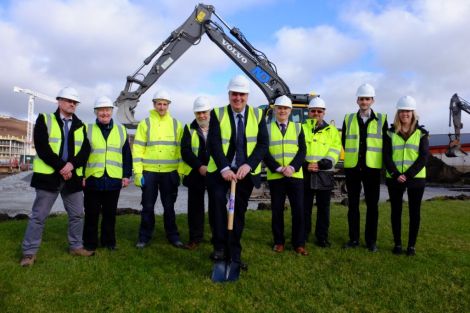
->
xmin=180 ymin=96 xmax=212 ymax=250
xmin=83 ymin=96 xmax=132 ymax=251
xmin=341 ymin=83 xmax=388 ymax=252
xmin=20 ymin=87 xmax=92 ymax=267
xmin=133 ymin=90 xmax=185 ymax=249
xmin=264 ymin=95 xmax=307 ymax=256
xmin=207 ymin=75 xmax=268 ymax=269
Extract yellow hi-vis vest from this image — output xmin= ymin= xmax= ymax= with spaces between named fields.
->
xmin=302 ymin=119 xmax=342 ymax=167
xmin=343 ymin=112 xmax=385 ymax=169
xmin=33 ymin=113 xmax=84 ymax=176
xmin=267 ymin=121 xmax=303 ymax=180
xmin=179 ymin=124 xmax=200 ymax=176
xmin=85 ymin=122 xmax=127 ymax=179
xmin=207 ymin=105 xmax=263 ymax=174
xmin=133 ymin=110 xmax=182 ymax=174
xmin=386 ymin=129 xmax=426 ymax=178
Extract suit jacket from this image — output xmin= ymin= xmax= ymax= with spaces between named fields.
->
xmin=208 ymin=104 xmax=268 ymax=188
xmin=31 ymin=108 xmax=91 ymax=192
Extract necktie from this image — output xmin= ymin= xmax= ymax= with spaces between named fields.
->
xmin=280 ymin=123 xmax=286 ymax=136
xmin=62 ymin=118 xmax=69 ymax=162
xmin=235 ymin=113 xmax=246 ymax=167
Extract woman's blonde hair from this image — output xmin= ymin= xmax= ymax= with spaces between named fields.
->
xmin=393 ymin=110 xmax=418 ymax=138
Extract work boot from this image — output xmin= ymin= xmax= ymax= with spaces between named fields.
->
xmin=69 ymin=247 xmax=95 ymax=257
xmin=20 ymin=254 xmax=36 ymax=267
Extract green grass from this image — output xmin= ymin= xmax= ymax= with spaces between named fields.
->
xmin=0 ymin=200 xmax=469 ymax=313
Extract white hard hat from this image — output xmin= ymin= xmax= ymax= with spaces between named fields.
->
xmin=274 ymin=95 xmax=292 ymax=108
xmin=152 ymin=90 xmax=171 ymax=104
xmin=396 ymin=95 xmax=416 ymax=110
xmin=308 ymin=97 xmax=326 ymax=109
xmin=94 ymin=96 xmax=114 ymax=109
xmin=193 ymin=96 xmax=211 ymax=112
xmin=56 ymin=87 xmax=80 ymax=103
xmin=356 ymin=83 xmax=375 ymax=97
xmin=227 ymin=75 xmax=250 ymax=93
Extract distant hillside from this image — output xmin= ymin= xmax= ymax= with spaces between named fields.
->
xmin=0 ymin=116 xmax=27 ymax=138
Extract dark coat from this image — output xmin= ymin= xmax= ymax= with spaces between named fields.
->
xmin=207 ymin=104 xmax=269 ymax=188
xmin=31 ymin=108 xmax=90 ymax=192
xmin=181 ymin=119 xmax=210 ymax=187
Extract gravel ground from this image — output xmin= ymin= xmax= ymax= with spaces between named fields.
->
xmin=1 ymin=171 xmax=469 ymax=217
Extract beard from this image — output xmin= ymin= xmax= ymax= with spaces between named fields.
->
xmin=196 ymin=119 xmax=209 ymax=128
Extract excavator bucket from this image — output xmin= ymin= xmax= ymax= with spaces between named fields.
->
xmin=115 ymin=99 xmax=139 ymax=129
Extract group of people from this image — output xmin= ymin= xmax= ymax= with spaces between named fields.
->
xmin=19 ymin=75 xmax=429 ymax=269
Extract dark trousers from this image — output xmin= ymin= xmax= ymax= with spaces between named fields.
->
xmin=345 ymin=168 xmax=381 ymax=245
xmin=83 ymin=188 xmax=121 ymax=250
xmin=387 ymin=184 xmax=424 ymax=247
xmin=303 ymin=184 xmax=331 ymax=242
xmin=138 ymin=171 xmax=180 ymax=243
xmin=186 ymin=174 xmax=209 ymax=243
xmin=207 ymin=172 xmax=253 ymax=263
xmin=269 ymin=177 xmax=305 ymax=248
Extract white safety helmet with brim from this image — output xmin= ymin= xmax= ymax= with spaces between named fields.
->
xmin=396 ymin=95 xmax=417 ymax=110
xmin=308 ymin=97 xmax=326 ymax=109
xmin=356 ymin=83 xmax=375 ymax=98
xmin=94 ymin=96 xmax=114 ymax=109
xmin=274 ymin=95 xmax=292 ymax=108
xmin=227 ymin=75 xmax=250 ymax=93
xmin=56 ymin=87 xmax=80 ymax=103
xmin=193 ymin=96 xmax=211 ymax=112
xmin=152 ymin=90 xmax=171 ymax=104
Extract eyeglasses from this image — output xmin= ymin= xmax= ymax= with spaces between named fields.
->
xmin=358 ymin=97 xmax=372 ymax=101
xmin=309 ymin=109 xmax=324 ymax=113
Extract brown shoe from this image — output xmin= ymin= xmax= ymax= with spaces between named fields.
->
xmin=273 ymin=244 xmax=285 ymax=253
xmin=69 ymin=247 xmax=95 ymax=257
xmin=185 ymin=241 xmax=200 ymax=250
xmin=295 ymin=246 xmax=308 ymax=256
xmin=20 ymin=254 xmax=36 ymax=267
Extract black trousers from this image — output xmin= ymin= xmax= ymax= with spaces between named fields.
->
xmin=138 ymin=171 xmax=180 ymax=243
xmin=345 ymin=167 xmax=381 ymax=245
xmin=207 ymin=172 xmax=253 ymax=263
xmin=269 ymin=177 xmax=305 ymax=248
xmin=83 ymin=188 xmax=121 ymax=250
xmin=387 ymin=183 xmax=424 ymax=247
xmin=186 ymin=173 xmax=209 ymax=243
xmin=303 ymin=184 xmax=331 ymax=242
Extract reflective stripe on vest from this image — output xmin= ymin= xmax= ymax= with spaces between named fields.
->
xmin=302 ymin=121 xmax=341 ymax=168
xmin=267 ymin=121 xmax=303 ymax=180
xmin=33 ymin=113 xmax=84 ymax=175
xmin=179 ymin=125 xmax=200 ymax=176
xmin=386 ymin=129 xmax=426 ymax=178
xmin=133 ymin=115 xmax=181 ymax=172
xmin=343 ymin=112 xmax=385 ymax=169
xmin=207 ymin=106 xmax=262 ymax=174
xmin=85 ymin=122 xmax=126 ymax=179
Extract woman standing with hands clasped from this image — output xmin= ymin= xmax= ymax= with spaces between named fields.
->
xmin=384 ymin=96 xmax=429 ymax=256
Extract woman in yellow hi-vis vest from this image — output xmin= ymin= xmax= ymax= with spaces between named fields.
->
xmin=264 ymin=96 xmax=307 ymax=256
xmin=342 ymin=83 xmax=388 ymax=253
xmin=384 ymin=96 xmax=429 ymax=256
xmin=83 ymin=96 xmax=132 ymax=251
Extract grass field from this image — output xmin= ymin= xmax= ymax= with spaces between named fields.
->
xmin=0 ymin=200 xmax=469 ymax=313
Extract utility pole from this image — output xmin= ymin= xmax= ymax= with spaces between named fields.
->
xmin=13 ymin=86 xmax=56 ymax=155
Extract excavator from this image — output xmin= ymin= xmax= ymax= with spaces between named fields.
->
xmin=446 ymin=93 xmax=470 ymax=157
xmin=114 ymin=3 xmax=314 ymax=128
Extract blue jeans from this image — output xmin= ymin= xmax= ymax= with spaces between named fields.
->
xmin=138 ymin=171 xmax=180 ymax=243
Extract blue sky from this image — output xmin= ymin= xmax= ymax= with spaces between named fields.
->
xmin=1 ymin=0 xmax=469 ymax=134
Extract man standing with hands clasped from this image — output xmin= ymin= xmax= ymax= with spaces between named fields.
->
xmin=207 ymin=75 xmax=268 ymax=269
xmin=20 ymin=87 xmax=93 ymax=267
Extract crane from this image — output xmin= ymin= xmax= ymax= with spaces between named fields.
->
xmin=13 ymin=86 xmax=56 ymax=155
xmin=446 ymin=93 xmax=470 ymax=157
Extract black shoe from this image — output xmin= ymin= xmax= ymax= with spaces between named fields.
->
xmin=210 ymin=249 xmax=225 ymax=261
xmin=316 ymin=239 xmax=331 ymax=248
xmin=367 ymin=243 xmax=378 ymax=253
xmin=392 ymin=245 xmax=402 ymax=255
xmin=343 ymin=240 xmax=359 ymax=249
xmin=406 ymin=246 xmax=416 ymax=256
xmin=171 ymin=240 xmax=187 ymax=249
xmin=239 ymin=261 xmax=248 ymax=271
